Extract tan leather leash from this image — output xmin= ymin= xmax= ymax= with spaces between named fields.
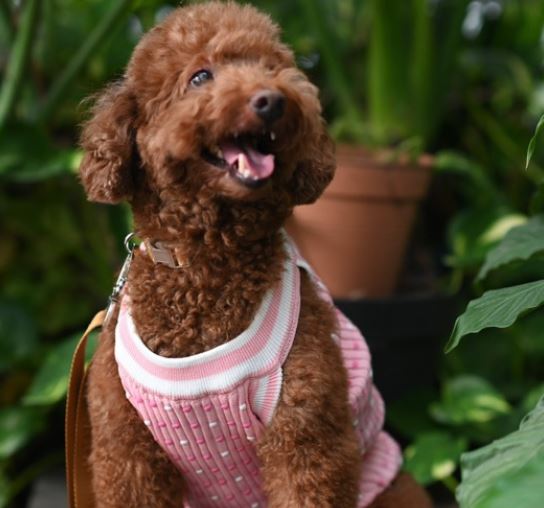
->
xmin=65 ymin=310 xmax=105 ymax=508
xmin=65 ymin=233 xmax=190 ymax=506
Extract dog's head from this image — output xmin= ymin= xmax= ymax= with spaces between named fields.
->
xmin=80 ymin=1 xmax=334 ymax=231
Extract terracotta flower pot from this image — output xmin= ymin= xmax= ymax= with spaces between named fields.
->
xmin=286 ymin=145 xmax=433 ymax=298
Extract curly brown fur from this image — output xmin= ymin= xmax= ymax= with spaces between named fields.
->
xmin=257 ymin=272 xmax=361 ymax=507
xmin=87 ymin=310 xmax=185 ymax=507
xmin=80 ymin=2 xmax=431 ymax=507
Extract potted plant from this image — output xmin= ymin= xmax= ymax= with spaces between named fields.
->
xmin=285 ymin=0 xmax=469 ymax=298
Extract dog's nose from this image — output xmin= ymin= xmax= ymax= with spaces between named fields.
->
xmin=250 ymin=90 xmax=285 ymax=123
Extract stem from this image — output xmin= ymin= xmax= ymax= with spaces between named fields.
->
xmin=367 ymin=0 xmax=412 ymax=144
xmin=411 ymin=0 xmax=432 ymax=144
xmin=467 ymin=94 xmax=544 ymax=178
xmin=441 ymin=474 xmax=459 ymax=494
xmin=424 ymin=0 xmax=469 ymax=145
xmin=37 ymin=0 xmax=134 ymax=123
xmin=0 ymin=0 xmax=40 ymax=130
xmin=298 ymin=0 xmax=363 ymax=132
xmin=448 ymin=266 xmax=465 ymax=295
xmin=0 ymin=0 xmax=14 ymax=41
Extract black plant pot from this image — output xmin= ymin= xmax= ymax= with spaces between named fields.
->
xmin=335 ymin=292 xmax=458 ymax=405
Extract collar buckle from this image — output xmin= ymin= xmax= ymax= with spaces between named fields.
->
xmin=143 ymin=240 xmax=183 ymax=268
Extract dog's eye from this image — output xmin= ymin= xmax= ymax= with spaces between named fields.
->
xmin=189 ymin=69 xmax=213 ymax=87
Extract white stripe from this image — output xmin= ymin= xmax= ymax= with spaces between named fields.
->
xmin=125 ymin=284 xmax=273 ymax=368
xmin=121 ymin=250 xmax=295 ymax=369
xmin=251 ymin=374 xmax=271 ymax=415
xmin=115 ymin=255 xmax=299 ymax=396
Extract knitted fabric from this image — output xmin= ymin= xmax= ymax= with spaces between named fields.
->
xmin=115 ymin=238 xmax=402 ymax=507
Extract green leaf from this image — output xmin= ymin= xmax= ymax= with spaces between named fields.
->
xmin=23 ymin=330 xmax=98 ymax=406
xmin=476 ymin=455 xmax=544 ymax=508
xmin=0 ymin=124 xmax=73 ymax=176
xmin=0 ymin=124 xmax=50 ymax=173
xmin=38 ymin=0 xmax=136 ymax=122
xmin=446 ymin=280 xmax=544 ymax=352
xmin=0 ymin=406 xmax=44 ymax=459
xmin=521 ymin=385 xmax=544 ymax=415
xmin=0 ymin=0 xmax=39 ymax=128
xmin=430 ymin=376 xmax=510 ymax=426
xmin=433 ymin=151 xmax=498 ymax=200
xmin=387 ymin=387 xmax=438 ymax=438
xmin=8 ymin=148 xmax=82 ymax=182
xmin=478 ymin=215 xmax=544 ymax=283
xmin=0 ymin=124 xmax=80 ymax=181
xmin=457 ymin=397 xmax=544 ymax=508
xmin=526 ymin=113 xmax=544 ymax=169
xmin=404 ymin=431 xmax=468 ymax=485
xmin=0 ymin=302 xmax=38 ymax=373
xmin=446 ymin=207 xmax=526 ymax=271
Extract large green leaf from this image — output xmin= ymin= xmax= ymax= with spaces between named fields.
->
xmin=446 ymin=280 xmax=544 ymax=352
xmin=478 ymin=215 xmax=544 ymax=283
xmin=430 ymin=376 xmax=510 ymax=426
xmin=0 ymin=406 xmax=44 ymax=460
xmin=457 ymin=396 xmax=544 ymax=508
xmin=23 ymin=330 xmax=98 ymax=406
xmin=404 ymin=431 xmax=468 ymax=485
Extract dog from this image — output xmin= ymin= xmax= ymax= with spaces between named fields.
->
xmin=79 ymin=2 xmax=433 ymax=507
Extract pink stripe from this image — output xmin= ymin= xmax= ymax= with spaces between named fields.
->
xmin=116 ymin=237 xmax=401 ymax=507
xmin=118 ymin=264 xmax=299 ymax=382
xmin=358 ymin=433 xmax=402 ymax=507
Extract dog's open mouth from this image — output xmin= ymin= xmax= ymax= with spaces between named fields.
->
xmin=202 ymin=131 xmax=276 ymax=188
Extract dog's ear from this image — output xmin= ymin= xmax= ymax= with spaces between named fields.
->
xmin=289 ymin=121 xmax=335 ymax=205
xmin=79 ymin=81 xmax=137 ymax=204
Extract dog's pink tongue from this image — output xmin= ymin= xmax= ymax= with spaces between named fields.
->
xmin=221 ymin=142 xmax=274 ymax=179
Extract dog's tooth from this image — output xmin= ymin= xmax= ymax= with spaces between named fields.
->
xmin=270 ymin=131 xmax=276 ymax=141
xmin=238 ymin=158 xmax=251 ymax=178
xmin=207 ymin=144 xmax=224 ymax=160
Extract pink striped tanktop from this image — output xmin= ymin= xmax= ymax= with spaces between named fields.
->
xmin=114 ymin=236 xmax=402 ymax=508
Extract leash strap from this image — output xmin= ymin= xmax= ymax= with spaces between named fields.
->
xmin=65 ymin=310 xmax=105 ymax=508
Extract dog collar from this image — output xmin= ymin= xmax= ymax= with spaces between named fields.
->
xmin=142 ymin=239 xmax=192 ymax=269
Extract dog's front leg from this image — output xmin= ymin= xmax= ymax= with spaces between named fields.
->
xmin=87 ymin=323 xmax=185 ymax=508
xmin=257 ymin=274 xmax=361 ymax=508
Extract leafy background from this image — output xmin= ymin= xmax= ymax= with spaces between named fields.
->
xmin=1 ymin=0 xmax=544 ymax=507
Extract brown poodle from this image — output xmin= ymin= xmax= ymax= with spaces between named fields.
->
xmin=79 ymin=2 xmax=433 ymax=507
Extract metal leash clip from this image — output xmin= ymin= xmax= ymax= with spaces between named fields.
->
xmin=105 ymin=233 xmax=137 ymax=325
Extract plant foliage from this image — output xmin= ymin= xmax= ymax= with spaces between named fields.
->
xmin=457 ymin=397 xmax=544 ymax=508
xmin=2 ymin=0 xmax=544 ymax=506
